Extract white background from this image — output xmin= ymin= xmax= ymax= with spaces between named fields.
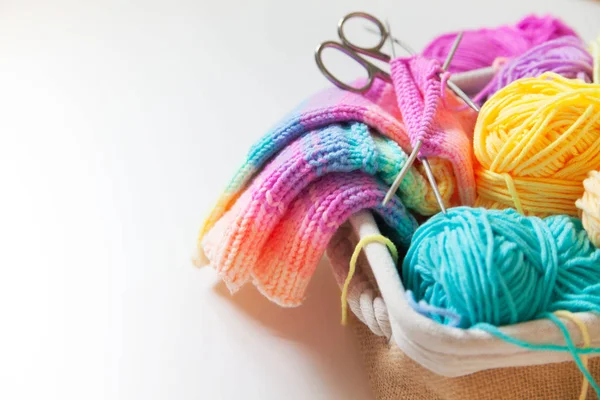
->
xmin=1 ymin=1 xmax=598 ymax=399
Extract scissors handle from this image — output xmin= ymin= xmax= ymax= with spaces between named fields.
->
xmin=338 ymin=12 xmax=391 ymax=62
xmin=315 ymin=41 xmax=390 ymax=93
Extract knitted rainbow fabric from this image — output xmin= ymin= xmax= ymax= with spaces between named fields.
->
xmin=203 ymin=170 xmax=417 ymax=306
xmin=390 ymin=56 xmax=445 ymax=154
xmin=197 ymin=79 xmax=477 ymax=257
xmin=390 ymin=55 xmax=476 ymax=205
xmin=201 ymin=122 xmax=437 ymax=301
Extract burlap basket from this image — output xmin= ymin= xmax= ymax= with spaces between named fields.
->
xmin=326 ymin=211 xmax=600 ymax=399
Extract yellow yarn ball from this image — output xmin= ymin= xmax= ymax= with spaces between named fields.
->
xmin=576 ymin=170 xmax=600 ymax=247
xmin=473 ymin=73 xmax=600 ymax=217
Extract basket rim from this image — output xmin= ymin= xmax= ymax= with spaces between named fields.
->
xmin=344 ymin=211 xmax=600 ymax=376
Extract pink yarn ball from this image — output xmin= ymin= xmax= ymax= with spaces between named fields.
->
xmin=422 ymin=15 xmax=578 ymax=73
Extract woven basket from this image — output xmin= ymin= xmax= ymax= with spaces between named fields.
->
xmin=326 ymin=211 xmax=600 ymax=399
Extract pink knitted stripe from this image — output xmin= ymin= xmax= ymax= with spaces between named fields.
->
xmin=390 ymin=56 xmax=444 ymax=153
xmin=390 ymin=56 xmax=477 ymax=205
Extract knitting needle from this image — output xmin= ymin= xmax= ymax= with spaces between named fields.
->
xmin=381 ymin=147 xmax=448 ymax=213
xmin=442 ymin=32 xmax=463 ymax=70
xmin=365 ymin=26 xmax=416 ymax=54
xmin=381 ymin=21 xmax=446 ymax=213
xmin=364 ymin=28 xmax=480 ymax=112
xmin=437 ymin=32 xmax=480 ymax=112
xmin=382 ymin=141 xmax=422 ymax=206
xmin=382 ymin=33 xmax=469 ymax=210
xmin=385 ymin=20 xmax=396 ymax=58
xmin=438 ymin=33 xmax=481 ymax=112
xmin=421 ymin=33 xmax=472 ymax=212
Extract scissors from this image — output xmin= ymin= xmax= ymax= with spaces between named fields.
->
xmin=314 ymin=12 xmax=479 ymax=112
xmin=316 ymin=12 xmax=481 ymax=214
xmin=314 ymin=12 xmax=413 ymax=93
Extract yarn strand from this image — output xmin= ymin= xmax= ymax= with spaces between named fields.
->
xmin=342 ymin=234 xmax=398 ymax=325
xmin=476 ymin=312 xmax=599 ymax=398
xmin=554 ymin=310 xmax=591 ymax=400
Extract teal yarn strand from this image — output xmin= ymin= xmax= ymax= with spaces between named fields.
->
xmin=476 ymin=314 xmax=600 ymax=395
xmin=474 ymin=315 xmax=600 ymax=355
xmin=402 ymin=207 xmax=600 ymax=328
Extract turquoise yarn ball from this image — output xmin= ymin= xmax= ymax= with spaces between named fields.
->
xmin=402 ymin=207 xmax=600 ymax=328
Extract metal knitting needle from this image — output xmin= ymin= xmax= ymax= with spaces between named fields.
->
xmin=385 ymin=20 xmax=396 ymax=58
xmin=440 ymin=32 xmax=481 ymax=112
xmin=432 ymin=31 xmax=480 ymax=112
xmin=382 ymin=140 xmax=422 ymax=206
xmin=442 ymin=32 xmax=463 ymax=70
xmin=381 ymin=20 xmax=446 ymax=213
xmin=382 ymin=147 xmax=447 ymax=213
xmin=382 ymin=33 xmax=471 ymax=211
xmin=446 ymin=80 xmax=480 ymax=112
xmin=365 ymin=26 xmax=416 ymax=55
xmin=365 ymin=28 xmax=480 ymax=112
